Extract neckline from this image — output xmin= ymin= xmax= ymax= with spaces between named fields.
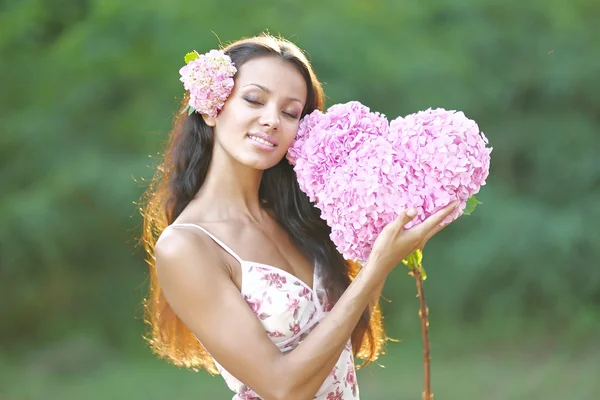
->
xmin=167 ymin=223 xmax=318 ymax=293
xmin=241 ymin=260 xmax=317 ymax=293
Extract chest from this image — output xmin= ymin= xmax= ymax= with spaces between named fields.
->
xmin=210 ymin=221 xmax=316 ymax=290
xmin=240 ymin=262 xmax=330 ymax=350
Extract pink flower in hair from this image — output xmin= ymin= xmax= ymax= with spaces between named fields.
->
xmin=179 ymin=49 xmax=237 ymax=117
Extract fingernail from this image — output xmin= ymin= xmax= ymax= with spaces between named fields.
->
xmin=407 ymin=209 xmax=416 ymax=217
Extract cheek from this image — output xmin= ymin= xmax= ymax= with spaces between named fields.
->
xmin=281 ymin=122 xmax=300 ymax=147
xmin=216 ymin=97 xmax=251 ymax=124
xmin=285 ymin=122 xmax=300 ymax=142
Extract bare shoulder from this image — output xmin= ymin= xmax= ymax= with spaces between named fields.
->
xmin=154 ymin=225 xmax=229 ymax=287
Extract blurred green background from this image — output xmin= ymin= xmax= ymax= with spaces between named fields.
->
xmin=2 ymin=0 xmax=599 ymax=399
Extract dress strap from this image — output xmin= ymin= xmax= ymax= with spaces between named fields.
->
xmin=168 ymin=223 xmax=244 ymax=265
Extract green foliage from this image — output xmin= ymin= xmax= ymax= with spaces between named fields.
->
xmin=1 ymin=0 xmax=599 ymax=356
xmin=183 ymin=50 xmax=199 ymax=64
xmin=463 ymin=196 xmax=482 ymax=216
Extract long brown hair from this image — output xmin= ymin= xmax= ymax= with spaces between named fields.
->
xmin=139 ymin=34 xmax=386 ymax=373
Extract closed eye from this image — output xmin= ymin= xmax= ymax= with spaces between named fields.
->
xmin=283 ymin=112 xmax=299 ymax=119
xmin=245 ymin=97 xmax=299 ymax=119
xmin=244 ymin=98 xmax=262 ymax=106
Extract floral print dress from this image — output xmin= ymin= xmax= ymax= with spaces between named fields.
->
xmin=168 ymin=224 xmax=359 ymax=400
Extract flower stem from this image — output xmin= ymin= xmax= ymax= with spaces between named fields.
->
xmin=404 ymin=250 xmax=432 ymax=400
xmin=412 ymin=266 xmax=432 ymax=400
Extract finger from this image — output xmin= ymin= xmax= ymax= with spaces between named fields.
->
xmin=424 ymin=219 xmax=450 ymax=242
xmin=394 ymin=208 xmax=418 ymax=231
xmin=419 ymin=219 xmax=451 ymax=250
xmin=418 ymin=201 xmax=459 ymax=234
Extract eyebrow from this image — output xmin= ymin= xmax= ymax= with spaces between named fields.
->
xmin=244 ymin=83 xmax=304 ymax=104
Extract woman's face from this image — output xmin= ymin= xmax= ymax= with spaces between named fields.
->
xmin=204 ymin=55 xmax=308 ymax=171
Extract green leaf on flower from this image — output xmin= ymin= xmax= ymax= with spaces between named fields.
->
xmin=402 ymin=250 xmax=423 ymax=270
xmin=184 ymin=51 xmax=200 ymax=64
xmin=187 ymin=105 xmax=196 ymax=115
xmin=463 ymin=195 xmax=483 ymax=216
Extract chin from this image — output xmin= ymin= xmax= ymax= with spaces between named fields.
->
xmin=239 ymin=154 xmax=284 ymax=171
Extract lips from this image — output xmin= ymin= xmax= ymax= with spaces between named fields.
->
xmin=247 ymin=132 xmax=278 ymax=147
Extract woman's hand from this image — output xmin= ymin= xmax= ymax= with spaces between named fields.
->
xmin=368 ymin=201 xmax=459 ymax=272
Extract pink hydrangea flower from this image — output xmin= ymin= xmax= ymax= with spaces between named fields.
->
xmin=389 ymin=108 xmax=492 ymax=229
xmin=179 ymin=49 xmax=237 ymax=117
xmin=288 ymin=102 xmax=492 ymax=263
xmin=288 ymin=102 xmax=395 ymax=261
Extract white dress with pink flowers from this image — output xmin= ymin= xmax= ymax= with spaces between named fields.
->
xmin=168 ymin=223 xmax=359 ymax=400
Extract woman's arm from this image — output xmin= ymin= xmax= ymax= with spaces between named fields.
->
xmin=156 ymin=231 xmax=386 ymax=400
xmin=156 ymin=204 xmax=456 ymax=400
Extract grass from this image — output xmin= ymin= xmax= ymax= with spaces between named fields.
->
xmin=2 ymin=326 xmax=599 ymax=400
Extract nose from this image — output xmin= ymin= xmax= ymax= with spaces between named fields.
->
xmin=258 ymin=105 xmax=280 ymax=130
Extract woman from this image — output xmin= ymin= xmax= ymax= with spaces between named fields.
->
xmin=140 ymin=34 xmax=457 ymax=400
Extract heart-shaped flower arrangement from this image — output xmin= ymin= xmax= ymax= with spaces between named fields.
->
xmin=287 ymin=101 xmax=492 ymax=263
xmin=287 ymin=100 xmax=492 ymax=399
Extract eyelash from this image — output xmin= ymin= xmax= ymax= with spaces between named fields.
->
xmin=244 ymin=98 xmax=299 ymax=120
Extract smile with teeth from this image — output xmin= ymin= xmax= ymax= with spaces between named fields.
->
xmin=248 ymin=135 xmax=275 ymax=147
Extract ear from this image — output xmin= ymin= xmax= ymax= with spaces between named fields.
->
xmin=202 ymin=114 xmax=216 ymax=127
